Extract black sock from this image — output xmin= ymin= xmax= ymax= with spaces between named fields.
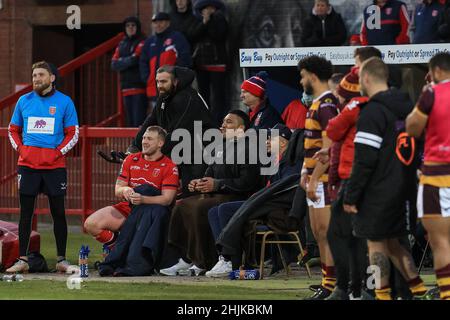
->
xmin=19 ymin=194 xmax=36 ymax=257
xmin=48 ymin=195 xmax=68 ymax=257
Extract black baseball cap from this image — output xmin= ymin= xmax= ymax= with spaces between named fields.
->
xmin=270 ymin=123 xmax=292 ymax=141
xmin=152 ymin=12 xmax=170 ymax=21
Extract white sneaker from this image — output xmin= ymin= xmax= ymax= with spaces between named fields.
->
xmin=159 ymin=258 xmax=192 ymax=276
xmin=6 ymin=259 xmax=29 ymax=273
xmin=205 ymin=256 xmax=232 ymax=278
xmin=188 ymin=265 xmax=206 ymax=276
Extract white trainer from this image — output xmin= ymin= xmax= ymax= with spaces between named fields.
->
xmin=188 ymin=265 xmax=206 ymax=276
xmin=205 ymin=256 xmax=232 ymax=278
xmin=6 ymin=259 xmax=29 ymax=273
xmin=159 ymin=258 xmax=192 ymax=276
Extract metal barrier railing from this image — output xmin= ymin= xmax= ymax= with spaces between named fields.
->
xmin=0 ymin=127 xmax=138 ymax=231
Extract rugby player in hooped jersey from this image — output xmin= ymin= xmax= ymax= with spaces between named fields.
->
xmin=7 ymin=61 xmax=79 ymax=273
xmin=84 ymin=126 xmax=179 ymax=253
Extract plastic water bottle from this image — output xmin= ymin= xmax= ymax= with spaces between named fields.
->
xmin=228 ymin=269 xmax=260 ymax=280
xmin=102 ymin=244 xmax=111 ymax=259
xmin=2 ymin=275 xmax=15 ymax=282
xmin=79 ymin=245 xmax=88 ymax=278
xmin=1 ymin=274 xmax=24 ymax=282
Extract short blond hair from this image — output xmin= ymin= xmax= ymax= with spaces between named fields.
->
xmin=360 ymin=57 xmax=389 ymax=84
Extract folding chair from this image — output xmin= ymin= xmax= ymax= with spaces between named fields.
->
xmin=256 ymin=225 xmax=312 ymax=279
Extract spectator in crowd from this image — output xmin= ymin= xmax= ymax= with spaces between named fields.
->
xmin=111 ymin=16 xmax=148 ymax=127
xmin=344 ymin=57 xmax=427 ymax=300
xmin=159 ymin=110 xmax=262 ymax=276
xmin=241 ymin=71 xmax=283 ymax=130
xmin=406 ymin=52 xmax=450 ymax=300
xmin=169 ymin=0 xmax=201 ymax=48
xmin=192 ymin=0 xmax=229 ymax=126
xmin=128 ymin=65 xmax=216 ymax=197
xmin=96 ymin=126 xmax=180 ymax=276
xmin=140 ymin=12 xmax=192 ymax=106
xmin=349 ymin=34 xmax=362 ymax=46
xmin=411 ymin=0 xmax=444 ymax=44
xmin=438 ymin=0 xmax=450 ymax=41
xmin=7 ymin=61 xmax=79 ymax=273
xmin=301 ymin=0 xmax=347 ymax=47
xmin=207 ymin=123 xmax=301 ymax=277
xmin=360 ymin=0 xmax=410 ymax=45
xmin=298 ymin=56 xmax=338 ymax=300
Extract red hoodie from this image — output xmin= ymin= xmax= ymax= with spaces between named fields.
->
xmin=326 ymin=96 xmax=368 ymax=180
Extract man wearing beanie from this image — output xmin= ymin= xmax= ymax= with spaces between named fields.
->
xmin=315 ymin=69 xmax=370 ymax=300
xmin=140 ymin=12 xmax=192 ymax=106
xmin=240 ymin=71 xmax=283 ymax=130
xmin=111 ymin=16 xmax=147 ymax=127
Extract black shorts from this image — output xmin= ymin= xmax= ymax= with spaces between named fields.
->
xmin=18 ymin=166 xmax=67 ymax=197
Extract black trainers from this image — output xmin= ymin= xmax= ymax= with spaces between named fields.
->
xmin=309 ymin=284 xmax=322 ymax=292
xmin=325 ymin=287 xmax=349 ymax=300
xmin=305 ymin=286 xmax=332 ymax=300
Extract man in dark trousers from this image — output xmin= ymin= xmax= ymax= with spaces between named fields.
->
xmin=7 ymin=61 xmax=79 ymax=273
xmin=343 ymin=57 xmax=427 ymax=300
xmin=111 ymin=16 xmax=147 ymax=127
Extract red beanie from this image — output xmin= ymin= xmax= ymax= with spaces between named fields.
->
xmin=337 ymin=71 xmax=361 ymax=101
xmin=241 ymin=71 xmax=268 ymax=98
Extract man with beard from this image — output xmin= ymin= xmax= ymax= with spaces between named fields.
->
xmin=343 ymin=57 xmax=427 ymax=300
xmin=128 ymin=65 xmax=216 ymax=197
xmin=298 ymin=55 xmax=338 ymax=300
xmin=84 ymin=126 xmax=179 ymax=254
xmin=7 ymin=61 xmax=79 ymax=273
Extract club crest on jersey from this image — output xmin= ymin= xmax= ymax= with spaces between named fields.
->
xmin=153 ymin=168 xmax=160 ymax=177
xmin=164 ymin=38 xmax=173 ymax=46
xmin=254 ymin=113 xmax=262 ymax=126
xmin=49 ymin=106 xmax=56 ymax=115
xmin=432 ymin=10 xmax=439 ymax=17
xmin=385 ymin=8 xmax=392 ymax=15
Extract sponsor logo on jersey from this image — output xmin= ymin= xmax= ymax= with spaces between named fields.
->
xmin=27 ymin=117 xmax=55 ymax=134
xmin=130 ymin=166 xmax=141 ymax=170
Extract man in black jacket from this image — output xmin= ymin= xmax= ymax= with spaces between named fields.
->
xmin=192 ymin=0 xmax=229 ymax=125
xmin=159 ymin=110 xmax=262 ymax=276
xmin=169 ymin=0 xmax=201 ymax=48
xmin=111 ymin=16 xmax=147 ymax=127
xmin=301 ymin=0 xmax=347 ymax=47
xmin=343 ymin=57 xmax=427 ymax=300
xmin=128 ymin=65 xmax=216 ymax=196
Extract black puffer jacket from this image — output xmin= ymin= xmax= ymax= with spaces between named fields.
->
xmin=129 ymin=67 xmax=217 ymax=155
xmin=111 ymin=16 xmax=147 ymax=90
xmin=192 ymin=0 xmax=228 ymax=67
xmin=301 ymin=6 xmax=347 ymax=46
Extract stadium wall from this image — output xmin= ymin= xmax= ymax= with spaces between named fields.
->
xmin=0 ymin=0 xmax=152 ymax=100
